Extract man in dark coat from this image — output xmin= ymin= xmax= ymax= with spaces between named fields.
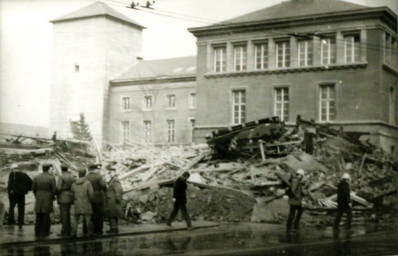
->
xmin=166 ymin=171 xmax=192 ymax=229
xmin=56 ymin=164 xmax=76 ymax=236
xmin=85 ymin=163 xmax=107 ymax=235
xmin=32 ymin=164 xmax=56 ymax=237
xmin=7 ymin=163 xmax=32 ymax=227
xmin=104 ymin=168 xmax=123 ymax=233
xmin=286 ymin=169 xmax=305 ymax=231
xmin=334 ymin=173 xmax=352 ymax=230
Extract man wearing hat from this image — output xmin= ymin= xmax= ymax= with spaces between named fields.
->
xmin=85 ymin=163 xmax=107 ymax=235
xmin=334 ymin=173 xmax=352 ymax=230
xmin=56 ymin=164 xmax=76 ymax=236
xmin=32 ymin=164 xmax=56 ymax=237
xmin=104 ymin=168 xmax=123 ymax=233
xmin=166 ymin=171 xmax=192 ymax=229
xmin=286 ymin=169 xmax=305 ymax=231
xmin=7 ymin=163 xmax=32 ymax=227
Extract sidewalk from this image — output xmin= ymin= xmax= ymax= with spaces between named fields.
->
xmin=0 ymin=221 xmax=219 ymax=247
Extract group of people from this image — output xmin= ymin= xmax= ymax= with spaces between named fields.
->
xmin=6 ymin=161 xmax=353 ymax=237
xmin=7 ymin=163 xmax=123 ymax=238
xmin=286 ymin=168 xmax=353 ymax=232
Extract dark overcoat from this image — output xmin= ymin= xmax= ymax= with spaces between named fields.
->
xmin=57 ymin=172 xmax=76 ymax=205
xmin=173 ymin=176 xmax=188 ymax=204
xmin=104 ymin=177 xmax=123 ymax=218
xmin=337 ymin=180 xmax=351 ymax=208
xmin=86 ymin=172 xmax=107 ymax=203
xmin=32 ymin=172 xmax=56 ymax=213
xmin=288 ymin=177 xmax=303 ymax=206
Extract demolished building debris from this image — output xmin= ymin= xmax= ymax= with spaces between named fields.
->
xmin=1 ymin=115 xmax=397 ymax=226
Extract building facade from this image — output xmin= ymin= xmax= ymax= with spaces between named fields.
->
xmin=49 ymin=2 xmax=145 ymax=148
xmin=189 ymin=0 xmax=398 ymax=157
xmin=107 ymin=57 xmax=197 ymax=145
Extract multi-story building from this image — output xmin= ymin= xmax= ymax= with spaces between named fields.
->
xmin=107 ymin=57 xmax=197 ymax=145
xmin=189 ymin=0 xmax=398 ymax=156
xmin=49 ymin=2 xmax=145 ymax=148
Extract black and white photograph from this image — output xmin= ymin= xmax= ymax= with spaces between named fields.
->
xmin=0 ymin=0 xmax=397 ymax=255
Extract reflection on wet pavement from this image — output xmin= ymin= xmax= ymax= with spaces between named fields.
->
xmin=1 ymin=224 xmax=397 ymax=256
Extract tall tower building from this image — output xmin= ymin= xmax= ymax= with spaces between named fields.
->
xmin=50 ymin=2 xmax=144 ymax=147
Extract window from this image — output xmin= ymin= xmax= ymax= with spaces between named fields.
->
xmin=167 ymin=120 xmax=175 ymax=143
xmin=298 ymin=40 xmax=313 ymax=66
xmin=254 ymin=42 xmax=268 ymax=69
xmin=232 ymin=90 xmax=246 ymax=124
xmin=385 ymin=33 xmax=397 ymax=67
xmin=167 ymin=94 xmax=176 ymax=109
xmin=274 ymin=88 xmax=289 ymax=122
xmin=143 ymin=120 xmax=151 ymax=143
xmin=321 ymin=36 xmax=336 ymax=65
xmin=189 ymin=93 xmax=196 ymax=109
xmin=214 ymin=46 xmax=226 ymax=72
xmin=121 ymin=97 xmax=130 ymax=111
xmin=234 ymin=44 xmax=247 ymax=71
xmin=189 ymin=118 xmax=195 ymax=142
xmin=344 ymin=34 xmax=360 ymax=63
xmin=121 ymin=121 xmax=130 ymax=143
xmin=143 ymin=95 xmax=153 ymax=110
xmin=320 ymin=84 xmax=336 ymax=122
xmin=276 ymin=40 xmax=290 ymax=68
xmin=390 ymin=87 xmax=396 ymax=124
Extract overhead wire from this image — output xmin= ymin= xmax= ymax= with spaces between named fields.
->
xmin=89 ymin=0 xmax=398 ymax=55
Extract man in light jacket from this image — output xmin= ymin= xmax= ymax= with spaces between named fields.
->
xmin=71 ymin=169 xmax=94 ymax=238
xmin=286 ymin=169 xmax=305 ymax=231
xmin=334 ymin=173 xmax=352 ymax=230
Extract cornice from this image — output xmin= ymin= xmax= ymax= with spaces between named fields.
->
xmin=383 ymin=64 xmax=398 ymax=77
xmin=204 ymin=63 xmax=368 ymax=78
xmin=189 ymin=8 xmax=397 ymax=37
xmin=111 ymin=75 xmax=196 ymax=86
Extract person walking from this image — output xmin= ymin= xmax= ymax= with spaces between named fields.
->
xmin=86 ymin=163 xmax=107 ymax=235
xmin=56 ymin=164 xmax=76 ymax=237
xmin=166 ymin=171 xmax=192 ymax=229
xmin=7 ymin=163 xmax=32 ymax=227
xmin=71 ymin=169 xmax=94 ymax=238
xmin=32 ymin=164 xmax=56 ymax=237
xmin=286 ymin=169 xmax=305 ymax=231
xmin=104 ymin=168 xmax=123 ymax=233
xmin=334 ymin=173 xmax=352 ymax=230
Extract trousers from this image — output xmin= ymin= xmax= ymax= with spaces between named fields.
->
xmin=59 ymin=204 xmax=72 ymax=235
xmin=167 ymin=201 xmax=191 ymax=227
xmin=334 ymin=205 xmax=352 ymax=229
xmin=286 ymin=205 xmax=303 ymax=230
xmin=35 ymin=213 xmax=51 ymax=236
xmin=8 ymin=194 xmax=25 ymax=225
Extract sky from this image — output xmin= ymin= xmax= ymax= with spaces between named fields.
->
xmin=0 ymin=0 xmax=397 ymax=128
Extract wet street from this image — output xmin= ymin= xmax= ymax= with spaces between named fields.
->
xmin=1 ymin=223 xmax=397 ymax=256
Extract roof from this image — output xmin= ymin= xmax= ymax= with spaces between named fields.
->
xmin=50 ymin=2 xmax=145 ymax=29
xmin=224 ymin=0 xmax=369 ymax=24
xmin=113 ymin=56 xmax=197 ymax=81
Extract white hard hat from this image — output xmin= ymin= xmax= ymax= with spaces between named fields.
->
xmin=10 ymin=163 xmax=19 ymax=169
xmin=296 ymin=169 xmax=305 ymax=176
xmin=342 ymin=173 xmax=351 ymax=180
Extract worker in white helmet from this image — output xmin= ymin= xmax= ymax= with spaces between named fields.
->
xmin=286 ymin=169 xmax=305 ymax=231
xmin=334 ymin=173 xmax=352 ymax=230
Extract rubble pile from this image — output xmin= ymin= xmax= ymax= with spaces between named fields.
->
xmin=102 ymin=116 xmax=397 ymax=225
xmin=0 ymin=134 xmax=98 ymax=223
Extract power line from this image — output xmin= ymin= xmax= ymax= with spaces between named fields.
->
xmin=88 ymin=0 xmax=398 ymax=54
